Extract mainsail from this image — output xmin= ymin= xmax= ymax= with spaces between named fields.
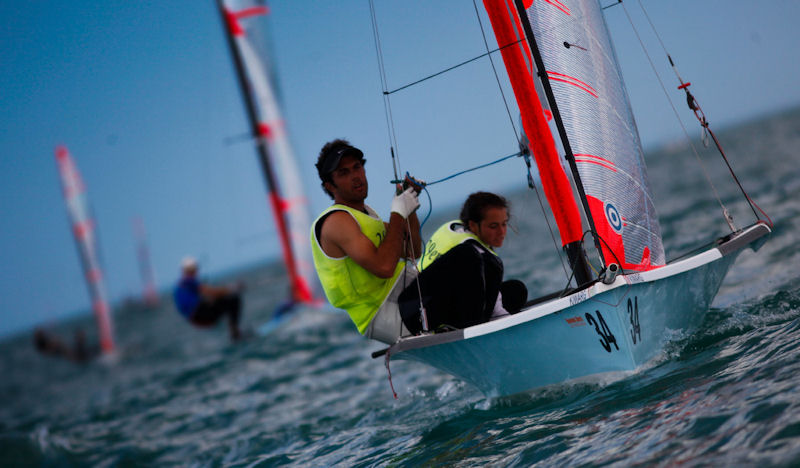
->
xmin=55 ymin=146 xmax=115 ymax=354
xmin=217 ymin=0 xmax=316 ymax=304
xmin=487 ymin=0 xmax=665 ymax=272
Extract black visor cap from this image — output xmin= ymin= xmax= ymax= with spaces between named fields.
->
xmin=317 ymin=145 xmax=365 ymax=179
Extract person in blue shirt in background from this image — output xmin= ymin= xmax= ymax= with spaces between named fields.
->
xmin=173 ymin=256 xmax=243 ymax=341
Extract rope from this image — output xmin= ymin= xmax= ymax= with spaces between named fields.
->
xmin=522 ymin=152 xmax=570 ymax=280
xmin=423 ymin=151 xmax=522 ymax=186
xmin=418 ymin=185 xmax=433 ymax=228
xmin=389 ymin=150 xmax=522 ymax=228
xmin=398 ymin=148 xmax=575 ymax=288
xmin=384 ymin=348 xmax=398 ymax=399
xmin=396 ymin=151 xmax=520 ymax=232
xmin=371 ymin=4 xmax=432 ymax=331
xmin=401 ymin=207 xmax=428 ymax=332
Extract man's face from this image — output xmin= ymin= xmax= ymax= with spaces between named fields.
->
xmin=469 ymin=206 xmax=508 ymax=248
xmin=327 ymin=155 xmax=368 ymax=203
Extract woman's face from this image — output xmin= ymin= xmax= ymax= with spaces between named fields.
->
xmin=469 ymin=206 xmax=508 ymax=248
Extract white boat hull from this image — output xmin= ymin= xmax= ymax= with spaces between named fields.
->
xmin=383 ymin=223 xmax=771 ymax=397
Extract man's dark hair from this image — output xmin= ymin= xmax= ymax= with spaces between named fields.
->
xmin=316 ymin=138 xmax=365 ymax=199
xmin=460 ymin=191 xmax=509 ymax=226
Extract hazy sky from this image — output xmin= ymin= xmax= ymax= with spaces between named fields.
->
xmin=2 ymin=0 xmax=799 ymax=338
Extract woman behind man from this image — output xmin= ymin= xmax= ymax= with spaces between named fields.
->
xmin=399 ymin=191 xmax=528 ymax=333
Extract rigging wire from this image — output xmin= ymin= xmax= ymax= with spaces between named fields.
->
xmin=369 ymin=0 xmax=431 ymax=331
xmin=423 ymin=151 xmax=522 ymax=186
xmin=601 ymin=0 xmax=622 ymax=11
xmin=368 ymin=0 xmax=401 ymax=181
xmin=617 ymin=1 xmax=736 ymax=232
xmin=403 ymin=211 xmax=428 ymax=331
xmin=471 ymin=0 xmax=520 ymax=143
xmin=384 ymin=40 xmax=525 ymax=95
xmin=634 ymin=0 xmax=772 ymax=228
xmin=404 ymin=146 xmax=570 ymax=280
xmin=524 ymin=152 xmax=571 ymax=280
xmin=370 ymin=1 xmax=579 ymax=306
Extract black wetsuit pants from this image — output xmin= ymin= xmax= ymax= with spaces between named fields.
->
xmin=192 ymin=293 xmax=241 ymax=331
xmin=399 ymin=241 xmax=517 ymax=334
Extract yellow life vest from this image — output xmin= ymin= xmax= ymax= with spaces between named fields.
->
xmin=419 ymin=220 xmax=496 ymax=270
xmin=310 ymin=204 xmax=405 ymax=334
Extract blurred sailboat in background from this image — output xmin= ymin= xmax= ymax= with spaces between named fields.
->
xmin=55 ymin=145 xmax=116 ymax=355
xmin=216 ymin=0 xmax=319 ymax=323
xmin=132 ymin=216 xmax=159 ymax=307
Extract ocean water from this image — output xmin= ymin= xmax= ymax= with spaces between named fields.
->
xmin=2 ymin=107 xmax=800 ymax=466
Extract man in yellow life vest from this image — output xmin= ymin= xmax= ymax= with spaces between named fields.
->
xmin=310 ymin=139 xmax=423 ymax=344
xmin=399 ymin=191 xmax=528 ymax=333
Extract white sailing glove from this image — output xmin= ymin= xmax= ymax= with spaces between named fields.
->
xmin=391 ymin=187 xmax=420 ymax=219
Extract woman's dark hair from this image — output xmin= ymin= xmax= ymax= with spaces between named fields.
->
xmin=459 ymin=191 xmax=509 ymax=226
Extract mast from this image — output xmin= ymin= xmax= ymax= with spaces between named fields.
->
xmin=216 ymin=0 xmax=315 ymax=304
xmin=133 ymin=216 xmax=159 ymax=306
xmin=55 ymin=146 xmax=116 ymax=354
xmin=483 ymin=0 xmax=593 ymax=285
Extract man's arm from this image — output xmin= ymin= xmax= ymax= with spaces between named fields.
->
xmin=320 ymin=210 xmax=407 ymax=279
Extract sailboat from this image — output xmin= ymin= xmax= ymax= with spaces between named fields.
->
xmin=372 ymin=0 xmax=771 ymax=397
xmin=132 ymin=216 xmax=159 ymax=307
xmin=216 ymin=0 xmax=318 ymax=321
xmin=55 ymin=146 xmax=116 ymax=355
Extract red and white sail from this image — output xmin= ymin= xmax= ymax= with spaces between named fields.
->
xmin=486 ymin=0 xmax=665 ymax=272
xmin=217 ymin=0 xmax=316 ymax=304
xmin=483 ymin=1 xmax=585 ymax=249
xmin=55 ymin=145 xmax=115 ymax=353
